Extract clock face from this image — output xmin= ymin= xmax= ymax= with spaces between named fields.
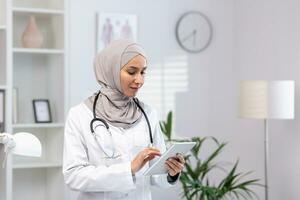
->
xmin=175 ymin=11 xmax=213 ymax=53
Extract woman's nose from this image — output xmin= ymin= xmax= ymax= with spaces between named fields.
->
xmin=134 ymin=74 xmax=144 ymax=84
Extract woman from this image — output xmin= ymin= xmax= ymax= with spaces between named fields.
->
xmin=63 ymin=39 xmax=185 ymax=200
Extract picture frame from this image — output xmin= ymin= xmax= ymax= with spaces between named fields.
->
xmin=0 ymin=90 xmax=5 ymax=132
xmin=96 ymin=13 xmax=138 ymax=53
xmin=32 ymin=99 xmax=52 ymax=123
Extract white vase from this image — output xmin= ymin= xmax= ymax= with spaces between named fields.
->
xmin=22 ymin=15 xmax=43 ymax=48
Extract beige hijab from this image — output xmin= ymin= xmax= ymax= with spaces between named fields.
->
xmin=84 ymin=39 xmax=147 ymax=129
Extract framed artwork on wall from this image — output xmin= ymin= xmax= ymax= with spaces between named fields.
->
xmin=32 ymin=99 xmax=52 ymax=123
xmin=96 ymin=13 xmax=138 ymax=53
xmin=0 ymin=90 xmax=4 ymax=132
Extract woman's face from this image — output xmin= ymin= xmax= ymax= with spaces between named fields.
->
xmin=120 ymin=54 xmax=147 ymax=97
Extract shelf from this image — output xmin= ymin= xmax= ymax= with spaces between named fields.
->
xmin=3 ymin=0 xmax=68 ymax=198
xmin=13 ymin=48 xmax=64 ymax=54
xmin=13 ymin=7 xmax=64 ymax=16
xmin=12 ymin=0 xmax=65 ymax=11
xmin=13 ymin=162 xmax=62 ymax=169
xmin=13 ymin=123 xmax=64 ymax=129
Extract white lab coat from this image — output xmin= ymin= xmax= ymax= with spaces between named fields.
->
xmin=63 ymin=103 xmax=178 ymax=200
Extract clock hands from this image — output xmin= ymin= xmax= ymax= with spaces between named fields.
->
xmin=193 ymin=30 xmax=197 ymax=47
xmin=181 ymin=29 xmax=197 ymax=47
xmin=176 ymin=11 xmax=212 ymax=53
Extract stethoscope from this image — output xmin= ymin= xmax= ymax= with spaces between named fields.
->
xmin=90 ymin=90 xmax=153 ymax=158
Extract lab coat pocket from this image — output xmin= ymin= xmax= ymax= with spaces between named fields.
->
xmin=106 ymin=191 xmax=131 ymax=199
xmin=102 ymin=156 xmax=124 ymax=167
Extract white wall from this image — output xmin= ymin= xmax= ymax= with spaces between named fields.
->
xmin=69 ymin=0 xmax=236 ymax=199
xmin=234 ymin=0 xmax=300 ymax=199
xmin=69 ymin=1 xmax=235 ymax=199
xmin=69 ymin=0 xmax=300 ymax=200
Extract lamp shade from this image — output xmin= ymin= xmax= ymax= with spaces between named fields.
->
xmin=239 ymin=80 xmax=295 ymax=119
xmin=12 ymin=132 xmax=42 ymax=157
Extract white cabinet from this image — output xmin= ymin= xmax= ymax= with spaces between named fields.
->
xmin=0 ymin=0 xmax=69 ymax=199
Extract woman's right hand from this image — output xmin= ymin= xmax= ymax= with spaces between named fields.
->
xmin=131 ymin=147 xmax=161 ymax=175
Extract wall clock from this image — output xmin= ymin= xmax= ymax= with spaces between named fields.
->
xmin=175 ymin=11 xmax=213 ymax=53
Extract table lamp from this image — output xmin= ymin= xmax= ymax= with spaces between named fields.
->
xmin=0 ymin=132 xmax=42 ymax=167
xmin=238 ymin=80 xmax=295 ymax=200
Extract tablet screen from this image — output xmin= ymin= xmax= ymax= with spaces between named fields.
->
xmin=143 ymin=142 xmax=196 ymax=176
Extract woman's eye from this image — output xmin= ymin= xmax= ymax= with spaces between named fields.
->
xmin=127 ymin=69 xmax=146 ymax=75
xmin=127 ymin=71 xmax=136 ymax=75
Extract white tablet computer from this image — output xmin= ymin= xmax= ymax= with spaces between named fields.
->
xmin=143 ymin=142 xmax=196 ymax=176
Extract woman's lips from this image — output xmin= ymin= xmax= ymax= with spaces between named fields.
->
xmin=130 ymin=87 xmax=139 ymax=90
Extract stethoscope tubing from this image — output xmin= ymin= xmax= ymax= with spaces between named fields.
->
xmin=90 ymin=91 xmax=153 ymax=158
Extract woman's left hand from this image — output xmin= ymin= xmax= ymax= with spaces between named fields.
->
xmin=165 ymin=153 xmax=185 ymax=176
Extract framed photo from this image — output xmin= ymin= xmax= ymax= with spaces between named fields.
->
xmin=96 ymin=13 xmax=138 ymax=52
xmin=0 ymin=90 xmax=5 ymax=132
xmin=32 ymin=99 xmax=52 ymax=123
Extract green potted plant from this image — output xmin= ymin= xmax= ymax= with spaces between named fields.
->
xmin=159 ymin=111 xmax=173 ymax=141
xmin=160 ymin=111 xmax=261 ymax=200
xmin=181 ymin=137 xmax=260 ymax=200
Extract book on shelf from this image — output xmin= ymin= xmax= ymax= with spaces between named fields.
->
xmin=13 ymin=87 xmax=18 ymax=124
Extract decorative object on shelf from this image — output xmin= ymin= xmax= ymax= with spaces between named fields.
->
xmin=238 ymin=80 xmax=295 ymax=200
xmin=0 ymin=90 xmax=4 ymax=132
xmin=22 ymin=15 xmax=43 ymax=48
xmin=12 ymin=88 xmax=18 ymax=124
xmin=0 ymin=132 xmax=42 ymax=167
xmin=32 ymin=99 xmax=52 ymax=123
xmin=96 ymin=13 xmax=138 ymax=53
xmin=175 ymin=11 xmax=213 ymax=53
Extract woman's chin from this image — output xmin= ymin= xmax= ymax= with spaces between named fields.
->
xmin=123 ymin=91 xmax=138 ymax=97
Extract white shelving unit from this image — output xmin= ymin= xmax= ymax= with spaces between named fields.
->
xmin=13 ymin=161 xmax=62 ymax=169
xmin=0 ymin=85 xmax=7 ymax=90
xmin=12 ymin=7 xmax=65 ymax=15
xmin=0 ymin=0 xmax=69 ymax=199
xmin=12 ymin=123 xmax=64 ymax=129
xmin=13 ymin=48 xmax=65 ymax=54
xmin=0 ymin=0 xmax=9 ymax=199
